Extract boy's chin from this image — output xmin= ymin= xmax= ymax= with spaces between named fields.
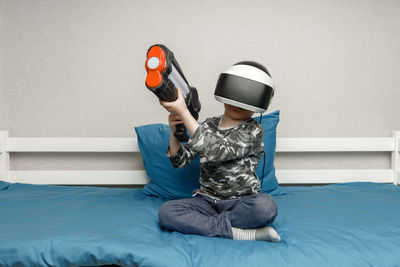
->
xmin=224 ymin=104 xmax=254 ymax=120
xmin=228 ymin=110 xmax=254 ymax=120
xmin=232 ymin=114 xmax=252 ymax=120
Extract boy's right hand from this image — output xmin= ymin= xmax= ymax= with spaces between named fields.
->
xmin=159 ymin=88 xmax=188 ymax=117
xmin=168 ymin=114 xmax=184 ymax=133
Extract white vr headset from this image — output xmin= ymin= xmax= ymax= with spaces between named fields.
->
xmin=214 ymin=61 xmax=275 ymax=113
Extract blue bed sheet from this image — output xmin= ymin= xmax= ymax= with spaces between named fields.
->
xmin=0 ymin=181 xmax=399 ymax=267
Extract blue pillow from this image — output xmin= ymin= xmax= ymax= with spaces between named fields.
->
xmin=135 ymin=124 xmax=200 ymax=199
xmin=254 ymin=110 xmax=285 ymax=196
xmin=135 ymin=110 xmax=284 ymax=199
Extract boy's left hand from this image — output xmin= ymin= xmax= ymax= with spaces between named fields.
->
xmin=159 ymin=88 xmax=188 ymax=117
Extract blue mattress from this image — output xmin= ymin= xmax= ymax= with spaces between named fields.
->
xmin=0 ymin=181 xmax=399 ymax=267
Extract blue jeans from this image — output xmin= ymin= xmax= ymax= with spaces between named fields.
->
xmin=158 ymin=193 xmax=278 ymax=239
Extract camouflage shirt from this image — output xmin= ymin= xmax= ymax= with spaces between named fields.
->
xmin=166 ymin=115 xmax=264 ymax=200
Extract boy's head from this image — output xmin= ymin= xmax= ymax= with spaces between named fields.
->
xmin=214 ymin=61 xmax=275 ymax=114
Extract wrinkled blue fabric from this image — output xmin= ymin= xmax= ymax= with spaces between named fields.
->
xmin=0 ymin=181 xmax=399 ymax=267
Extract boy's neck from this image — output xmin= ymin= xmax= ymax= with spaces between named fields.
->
xmin=220 ymin=112 xmax=250 ymax=128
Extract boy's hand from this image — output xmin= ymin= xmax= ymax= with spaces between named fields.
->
xmin=168 ymin=114 xmax=184 ymax=133
xmin=159 ymin=88 xmax=187 ymax=117
xmin=161 ymin=87 xmax=199 ymax=137
xmin=167 ymin=113 xmax=183 ymax=156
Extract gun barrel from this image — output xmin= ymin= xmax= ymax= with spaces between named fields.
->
xmin=168 ymin=64 xmax=190 ymax=98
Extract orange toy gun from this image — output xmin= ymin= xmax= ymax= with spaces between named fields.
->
xmin=145 ymin=44 xmax=201 ymax=142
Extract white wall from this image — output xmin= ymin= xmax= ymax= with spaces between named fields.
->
xmin=1 ymin=0 xmax=399 ymax=173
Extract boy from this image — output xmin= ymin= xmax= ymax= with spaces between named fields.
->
xmin=158 ymin=61 xmax=280 ymax=242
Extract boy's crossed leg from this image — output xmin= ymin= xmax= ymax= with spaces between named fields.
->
xmin=158 ymin=193 xmax=280 ymax=242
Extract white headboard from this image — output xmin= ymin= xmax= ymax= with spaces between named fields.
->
xmin=0 ymin=130 xmax=399 ymax=185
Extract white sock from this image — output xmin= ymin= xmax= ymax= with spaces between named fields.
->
xmin=232 ymin=226 xmax=281 ymax=242
xmin=231 ymin=227 xmax=256 ymax=240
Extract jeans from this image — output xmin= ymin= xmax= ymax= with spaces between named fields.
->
xmin=158 ymin=193 xmax=278 ymax=239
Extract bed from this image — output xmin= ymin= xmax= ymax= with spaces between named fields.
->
xmin=0 ymin=130 xmax=399 ymax=266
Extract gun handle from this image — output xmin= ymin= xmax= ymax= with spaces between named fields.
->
xmin=174 ymin=124 xmax=189 ymax=142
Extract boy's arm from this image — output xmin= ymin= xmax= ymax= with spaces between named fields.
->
xmin=165 ymin=113 xmax=200 ymax=169
xmin=160 ymin=87 xmax=201 ymax=168
xmin=166 ymin=133 xmax=199 ymax=168
xmin=167 ymin=121 xmax=263 ymax=167
xmin=179 ymin=109 xmax=199 ymax=137
xmin=168 ymin=129 xmax=181 ymax=156
xmin=187 ymin=124 xmax=264 ymax=163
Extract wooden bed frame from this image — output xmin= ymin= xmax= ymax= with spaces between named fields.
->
xmin=0 ymin=130 xmax=399 ymax=186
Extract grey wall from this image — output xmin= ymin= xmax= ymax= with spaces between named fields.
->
xmin=0 ymin=1 xmax=5 ymax=130
xmin=1 ymin=0 xmax=399 ymax=175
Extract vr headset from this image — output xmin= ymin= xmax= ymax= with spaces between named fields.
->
xmin=214 ymin=61 xmax=275 ymax=113
xmin=145 ymin=44 xmax=201 ymax=142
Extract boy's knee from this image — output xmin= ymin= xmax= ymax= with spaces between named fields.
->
xmin=253 ymin=194 xmax=278 ymax=225
xmin=158 ymin=201 xmax=175 ymax=228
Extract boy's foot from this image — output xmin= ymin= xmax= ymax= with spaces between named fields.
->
xmin=255 ymin=226 xmax=281 ymax=242
xmin=232 ymin=226 xmax=281 ymax=242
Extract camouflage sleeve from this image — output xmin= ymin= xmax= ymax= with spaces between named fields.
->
xmin=248 ymin=142 xmax=265 ymax=170
xmin=186 ymin=122 xmax=265 ymax=163
xmin=166 ymin=142 xmax=199 ymax=168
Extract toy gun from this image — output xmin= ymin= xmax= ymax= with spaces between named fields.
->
xmin=145 ymin=44 xmax=201 ymax=142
